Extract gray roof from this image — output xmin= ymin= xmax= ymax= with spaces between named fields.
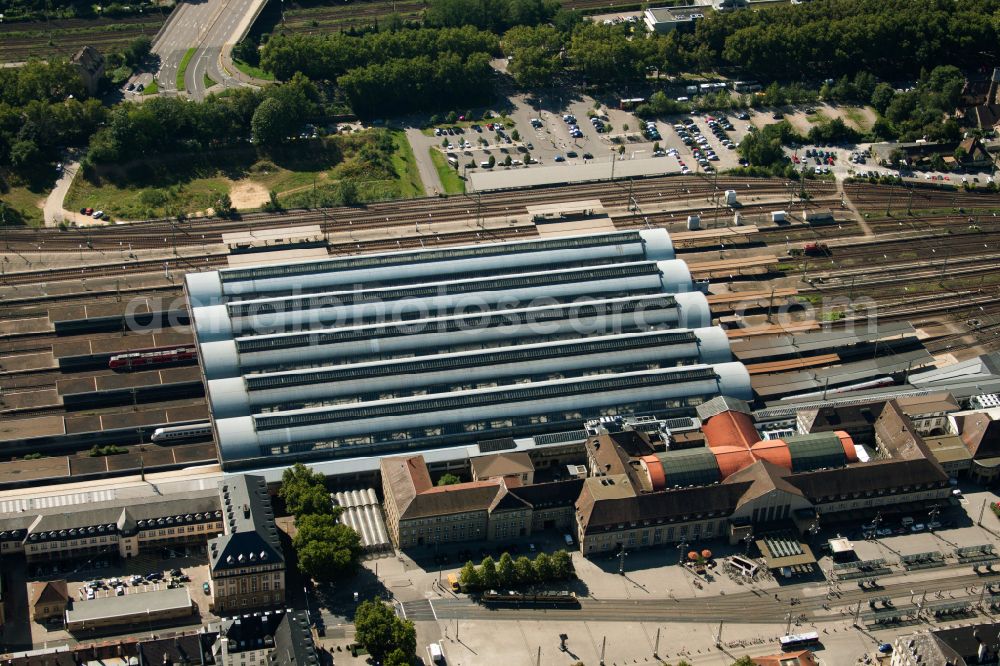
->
xmin=0 ymin=490 xmax=222 ymax=543
xmin=210 ymin=475 xmax=283 ymax=572
xmin=271 ymin=610 xmax=319 ymax=666
xmin=65 ymin=587 xmax=192 ymax=623
xmin=220 ymin=609 xmax=286 ymax=652
xmin=697 ymin=395 xmax=752 ymax=421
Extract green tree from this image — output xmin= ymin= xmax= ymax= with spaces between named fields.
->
xmin=251 ymin=97 xmax=288 ymax=146
xmin=533 ymin=552 xmax=554 ymax=581
xmin=385 ymin=649 xmax=410 ymax=666
xmin=871 ymin=82 xmax=895 ymax=115
xmin=215 ymin=192 xmax=234 ymax=218
xmin=459 ymin=560 xmax=481 ymax=590
xmin=279 ymin=463 xmax=333 ymax=517
xmin=293 ymin=513 xmax=362 ymax=581
xmin=354 ymin=601 xmax=417 ymax=663
xmin=488 ymin=154 xmax=496 ymax=167
xmin=480 ymin=556 xmax=499 ymax=589
xmin=437 ymin=473 xmax=461 ymax=486
xmin=503 ymin=25 xmax=563 ymax=88
xmin=497 ymin=552 xmax=516 ymax=588
xmin=124 ymin=36 xmax=152 ymax=67
xmin=338 ymin=179 xmax=360 ymax=206
xmin=233 ymin=38 xmax=260 ymax=66
xmin=551 ymin=550 xmax=574 ymax=580
xmin=514 ymin=555 xmax=535 ymax=584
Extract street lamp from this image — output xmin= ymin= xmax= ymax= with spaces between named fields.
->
xmin=677 ymin=540 xmax=689 ymax=566
xmin=743 ymin=532 xmax=754 ymax=556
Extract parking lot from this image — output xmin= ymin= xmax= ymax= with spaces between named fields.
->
xmin=2 ymin=544 xmax=215 ymax=648
xmin=414 ymin=93 xmax=755 ymax=187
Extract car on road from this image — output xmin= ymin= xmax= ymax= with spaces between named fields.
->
xmin=876 ymin=528 xmax=892 ymax=537
xmin=566 ymin=151 xmax=578 ymax=158
xmin=92 ymin=210 xmax=104 ymax=219
xmin=583 ymin=152 xmax=593 ymax=160
xmin=116 ymin=586 xmax=125 ymax=596
xmin=554 ymin=155 xmax=565 ymax=162
xmin=911 ymin=523 xmax=926 ymax=533
xmin=203 ymin=582 xmax=211 ymax=594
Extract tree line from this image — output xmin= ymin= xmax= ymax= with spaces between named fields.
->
xmin=0 ymin=59 xmax=104 ymax=184
xmin=85 ymin=73 xmax=317 ymax=166
xmin=458 ymin=549 xmax=575 ymax=591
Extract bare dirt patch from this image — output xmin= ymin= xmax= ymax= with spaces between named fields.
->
xmin=229 ymin=180 xmax=270 ymax=210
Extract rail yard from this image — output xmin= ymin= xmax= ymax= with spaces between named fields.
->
xmin=2 ymin=173 xmax=1000 ymax=490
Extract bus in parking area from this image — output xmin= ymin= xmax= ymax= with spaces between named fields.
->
xmin=779 ymin=631 xmax=820 ymax=651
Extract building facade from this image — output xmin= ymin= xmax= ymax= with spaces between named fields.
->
xmin=0 ymin=491 xmax=223 ymax=563
xmin=208 ymin=475 xmax=285 ymax=613
xmin=381 ymin=455 xmax=581 ymax=549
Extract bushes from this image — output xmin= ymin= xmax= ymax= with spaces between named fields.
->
xmin=459 ymin=549 xmax=574 ymax=591
xmin=89 ymin=445 xmax=127 ymax=457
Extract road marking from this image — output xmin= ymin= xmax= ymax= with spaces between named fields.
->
xmin=429 ymin=599 xmax=438 ymax=620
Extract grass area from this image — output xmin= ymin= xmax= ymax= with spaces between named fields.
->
xmin=428 ymin=148 xmax=465 ymax=195
xmin=66 ymin=171 xmax=231 ymax=221
xmin=805 ymin=112 xmax=829 ymax=124
xmin=65 ymin=130 xmax=425 ymax=219
xmin=842 ymin=106 xmax=872 ymax=131
xmin=0 ymin=184 xmax=47 ymax=227
xmin=176 ymin=47 xmax=196 ymax=91
xmin=141 ymin=80 xmax=159 ymax=95
xmin=389 ymin=129 xmax=425 ymax=198
xmin=233 ymin=59 xmax=275 ymax=81
xmin=204 ymin=72 xmax=217 ymax=89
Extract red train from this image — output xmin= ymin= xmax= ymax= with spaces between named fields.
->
xmin=109 ymin=347 xmax=198 ymax=371
xmin=803 ymin=242 xmax=829 ymax=255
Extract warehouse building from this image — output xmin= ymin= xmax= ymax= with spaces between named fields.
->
xmin=186 ymin=230 xmax=752 ymax=471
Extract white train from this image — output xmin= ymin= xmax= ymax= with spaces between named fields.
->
xmin=151 ymin=423 xmax=213 ymax=442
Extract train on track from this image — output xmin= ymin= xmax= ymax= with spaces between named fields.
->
xmin=479 ymin=590 xmax=580 ymax=607
xmin=151 ymin=423 xmax=213 ymax=442
xmin=109 ymin=347 xmax=198 ymax=371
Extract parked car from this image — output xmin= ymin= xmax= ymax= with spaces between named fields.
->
xmin=203 ymin=582 xmax=211 ymax=594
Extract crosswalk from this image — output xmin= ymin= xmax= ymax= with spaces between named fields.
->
xmin=0 ymin=488 xmax=118 ymax=515
xmin=400 ymin=599 xmax=437 ymax=621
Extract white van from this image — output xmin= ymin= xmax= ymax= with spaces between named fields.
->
xmin=564 ymin=534 xmax=574 ymax=547
xmin=429 ymin=643 xmax=444 ymax=664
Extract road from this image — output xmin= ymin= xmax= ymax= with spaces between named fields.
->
xmin=43 ymin=161 xmax=78 ymax=227
xmin=405 ymin=128 xmax=445 ymax=196
xmin=401 ymin=563 xmax=1000 ymax=625
xmin=151 ymin=0 xmax=265 ymax=99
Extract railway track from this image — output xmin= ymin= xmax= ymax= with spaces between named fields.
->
xmin=0 ymin=176 xmax=830 ymax=252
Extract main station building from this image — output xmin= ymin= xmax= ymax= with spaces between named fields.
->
xmin=185 ymin=230 xmax=751 ymax=473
